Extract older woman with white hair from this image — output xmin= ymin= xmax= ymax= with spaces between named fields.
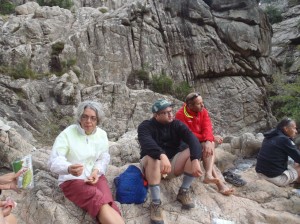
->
xmin=48 ymin=101 xmax=124 ymax=224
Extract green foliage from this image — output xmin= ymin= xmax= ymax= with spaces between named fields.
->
xmin=61 ymin=58 xmax=76 ymax=69
xmin=0 ymin=60 xmax=37 ymax=79
xmin=37 ymin=0 xmax=73 ymax=9
xmin=151 ymin=73 xmax=174 ymax=95
xmin=150 ymin=74 xmax=192 ymax=101
xmin=284 ymin=57 xmax=294 ymax=69
xmin=54 ymin=58 xmax=77 ymax=76
xmin=99 ymin=7 xmax=108 ymax=13
xmin=173 ymin=81 xmax=193 ymax=102
xmin=133 ymin=69 xmax=150 ymax=83
xmin=50 ymin=42 xmax=64 ymax=73
xmin=268 ymin=73 xmax=300 ymax=124
xmin=51 ymin=42 xmax=65 ymax=56
xmin=0 ymin=0 xmax=15 ymax=15
xmin=128 ymin=68 xmax=192 ymax=101
xmin=49 ymin=42 xmax=77 ymax=76
xmin=264 ymin=5 xmax=283 ymax=24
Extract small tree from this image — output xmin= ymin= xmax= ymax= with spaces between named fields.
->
xmin=268 ymin=74 xmax=300 ymax=124
xmin=37 ymin=0 xmax=73 ymax=9
xmin=0 ymin=0 xmax=15 ymax=15
xmin=264 ymin=5 xmax=283 ymax=24
xmin=150 ymin=73 xmax=174 ymax=95
xmin=173 ymin=81 xmax=193 ymax=102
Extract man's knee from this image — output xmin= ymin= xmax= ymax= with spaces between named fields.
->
xmin=180 ymin=148 xmax=191 ymax=158
xmin=143 ymin=156 xmax=161 ymax=170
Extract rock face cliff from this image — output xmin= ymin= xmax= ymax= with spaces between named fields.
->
xmin=2 ymin=1 xmax=297 ymax=224
xmin=268 ymin=0 xmax=300 ymax=77
xmin=0 ymin=0 xmax=276 ymax=143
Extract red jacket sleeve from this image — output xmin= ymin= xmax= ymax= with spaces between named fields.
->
xmin=198 ymin=109 xmax=214 ymax=142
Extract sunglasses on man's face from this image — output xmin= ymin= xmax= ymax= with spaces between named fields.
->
xmin=186 ymin=93 xmax=200 ymax=103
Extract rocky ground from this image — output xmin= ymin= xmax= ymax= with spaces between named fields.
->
xmin=1 ymin=127 xmax=300 ymax=224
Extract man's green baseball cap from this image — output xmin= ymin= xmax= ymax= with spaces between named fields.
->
xmin=152 ymin=99 xmax=174 ymax=113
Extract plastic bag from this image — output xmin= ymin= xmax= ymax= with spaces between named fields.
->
xmin=12 ymin=154 xmax=34 ymax=189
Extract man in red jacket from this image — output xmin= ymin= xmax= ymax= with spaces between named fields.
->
xmin=176 ymin=92 xmax=234 ymax=195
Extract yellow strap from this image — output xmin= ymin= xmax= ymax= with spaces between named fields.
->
xmin=183 ymin=105 xmax=193 ymax=118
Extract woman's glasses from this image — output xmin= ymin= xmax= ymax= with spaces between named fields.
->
xmin=81 ymin=114 xmax=97 ymax=122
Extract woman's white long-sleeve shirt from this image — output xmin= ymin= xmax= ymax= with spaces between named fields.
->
xmin=48 ymin=124 xmax=110 ymax=185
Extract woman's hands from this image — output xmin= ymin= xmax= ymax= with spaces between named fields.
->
xmin=68 ymin=164 xmax=84 ymax=176
xmin=68 ymin=164 xmax=99 ymax=185
xmin=85 ymin=169 xmax=99 ymax=185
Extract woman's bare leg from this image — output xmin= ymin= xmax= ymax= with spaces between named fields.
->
xmin=97 ymin=204 xmax=125 ymax=224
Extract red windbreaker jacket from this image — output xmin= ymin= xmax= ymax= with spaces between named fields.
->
xmin=175 ymin=104 xmax=215 ymax=142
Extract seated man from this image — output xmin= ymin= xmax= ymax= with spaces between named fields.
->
xmin=256 ymin=118 xmax=300 ymax=187
xmin=138 ymin=99 xmax=202 ymax=224
xmin=176 ymin=92 xmax=234 ymax=195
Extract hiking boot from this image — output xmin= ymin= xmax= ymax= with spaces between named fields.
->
xmin=176 ymin=188 xmax=195 ymax=209
xmin=150 ymin=202 xmax=164 ymax=224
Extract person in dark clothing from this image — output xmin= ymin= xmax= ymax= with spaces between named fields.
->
xmin=256 ymin=118 xmax=300 ymax=187
xmin=138 ymin=99 xmax=202 ymax=224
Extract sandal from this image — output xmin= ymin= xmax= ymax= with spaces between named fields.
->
xmin=223 ymin=171 xmax=246 ymax=187
xmin=223 ymin=171 xmax=241 ymax=178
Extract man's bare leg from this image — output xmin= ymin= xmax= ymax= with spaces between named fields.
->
xmin=212 ymin=167 xmax=234 ymax=196
xmin=143 ymin=156 xmax=162 ymax=185
xmin=202 ymin=152 xmax=219 ymax=184
xmin=294 ymin=163 xmax=300 ymax=183
xmin=173 ymin=149 xmax=191 ymax=175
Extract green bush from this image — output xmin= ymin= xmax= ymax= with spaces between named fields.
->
xmin=173 ymin=81 xmax=193 ymax=102
xmin=49 ymin=42 xmax=77 ymax=76
xmin=268 ymin=73 xmax=300 ymax=124
xmin=37 ymin=0 xmax=73 ymax=9
xmin=284 ymin=57 xmax=294 ymax=69
xmin=51 ymin=42 xmax=65 ymax=56
xmin=132 ymin=69 xmax=150 ymax=83
xmin=0 ymin=60 xmax=37 ymax=79
xmin=99 ymin=8 xmax=108 ymax=14
xmin=127 ymin=68 xmax=192 ymax=101
xmin=264 ymin=5 xmax=283 ymax=24
xmin=150 ymin=73 xmax=174 ymax=95
xmin=0 ymin=0 xmax=15 ymax=15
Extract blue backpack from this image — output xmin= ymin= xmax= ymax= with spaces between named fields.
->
xmin=114 ymin=165 xmax=148 ymax=204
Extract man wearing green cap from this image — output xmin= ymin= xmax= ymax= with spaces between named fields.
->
xmin=138 ymin=99 xmax=202 ymax=224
